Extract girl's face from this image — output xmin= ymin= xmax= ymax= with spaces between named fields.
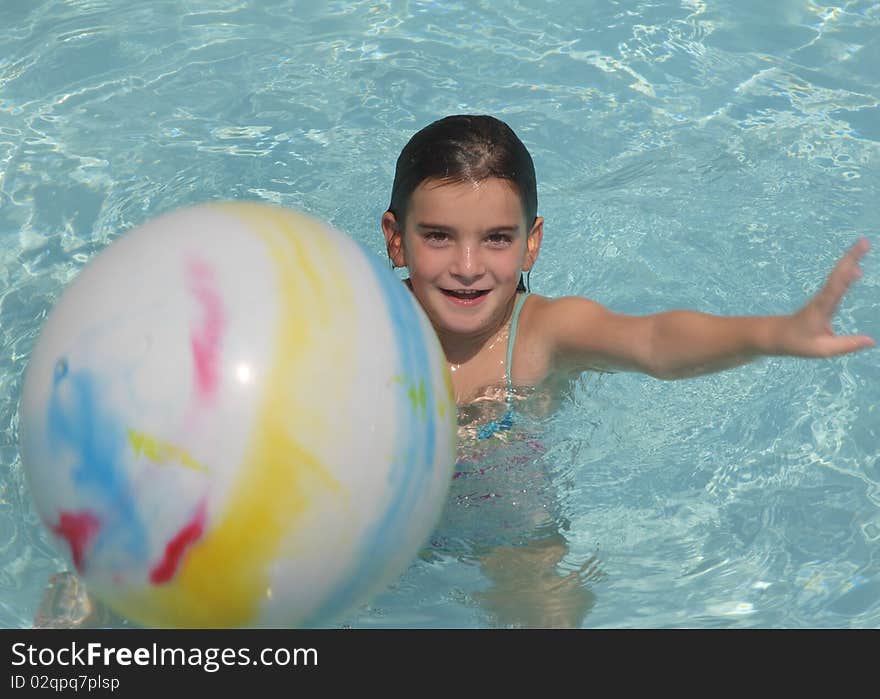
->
xmin=382 ymin=177 xmax=543 ymax=340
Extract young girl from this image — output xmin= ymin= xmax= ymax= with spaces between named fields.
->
xmin=383 ymin=114 xmax=873 ymax=409
xmin=382 ymin=114 xmax=874 ymax=627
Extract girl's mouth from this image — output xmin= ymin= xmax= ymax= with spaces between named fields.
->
xmin=441 ymin=288 xmax=490 ymax=306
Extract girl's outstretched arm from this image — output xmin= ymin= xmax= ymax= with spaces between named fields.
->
xmin=543 ymin=238 xmax=874 ymax=380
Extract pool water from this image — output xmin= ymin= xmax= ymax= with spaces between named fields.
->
xmin=1 ymin=0 xmax=878 ymax=628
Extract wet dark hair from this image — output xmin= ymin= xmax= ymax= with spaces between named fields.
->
xmin=387 ymin=114 xmax=537 ymax=229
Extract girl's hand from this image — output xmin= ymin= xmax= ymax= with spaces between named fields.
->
xmin=780 ymin=238 xmax=875 ymax=357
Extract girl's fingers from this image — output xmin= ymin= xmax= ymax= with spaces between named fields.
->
xmin=813 ymin=238 xmax=869 ymax=318
xmin=812 ymin=333 xmax=876 ymax=358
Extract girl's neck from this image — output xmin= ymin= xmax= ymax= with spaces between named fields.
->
xmin=434 ymin=293 xmax=518 ymax=367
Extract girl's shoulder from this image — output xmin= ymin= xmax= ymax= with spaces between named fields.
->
xmin=516 ymin=294 xmax=617 ymax=373
xmin=512 ymin=294 xmax=589 ymax=382
xmin=520 ymin=294 xmax=607 ymax=338
xmin=511 ymin=294 xmax=604 ymax=387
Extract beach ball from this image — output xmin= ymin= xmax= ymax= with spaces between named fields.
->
xmin=19 ymin=201 xmax=457 ymax=628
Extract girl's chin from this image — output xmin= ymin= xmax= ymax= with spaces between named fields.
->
xmin=432 ymin=312 xmax=495 ymax=338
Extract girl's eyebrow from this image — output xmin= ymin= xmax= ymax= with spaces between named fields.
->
xmin=414 ymin=222 xmax=521 ymax=233
xmin=414 ymin=222 xmax=455 ymax=232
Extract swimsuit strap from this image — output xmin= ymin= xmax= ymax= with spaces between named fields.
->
xmin=476 ymin=292 xmax=529 ymax=441
xmin=505 ymin=292 xmax=529 ymax=399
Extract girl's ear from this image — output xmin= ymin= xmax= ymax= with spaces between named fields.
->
xmin=523 ymin=217 xmax=544 ymax=272
xmin=382 ymin=211 xmax=407 ymax=268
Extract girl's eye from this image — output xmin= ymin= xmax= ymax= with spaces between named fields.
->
xmin=425 ymin=231 xmax=448 ymax=243
xmin=487 ymin=233 xmax=512 ymax=246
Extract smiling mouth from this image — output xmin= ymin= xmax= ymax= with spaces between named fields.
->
xmin=441 ymin=288 xmax=490 ymax=300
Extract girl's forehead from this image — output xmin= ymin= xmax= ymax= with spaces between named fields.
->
xmin=410 ymin=177 xmax=525 ymax=218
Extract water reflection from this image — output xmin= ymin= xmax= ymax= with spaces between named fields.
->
xmin=428 ymin=391 xmax=605 ymax=628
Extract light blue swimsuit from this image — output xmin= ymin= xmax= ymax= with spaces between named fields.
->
xmin=477 ymin=292 xmax=529 ymax=440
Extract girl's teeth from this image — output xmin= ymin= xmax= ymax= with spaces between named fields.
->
xmin=443 ymin=289 xmax=487 ymax=300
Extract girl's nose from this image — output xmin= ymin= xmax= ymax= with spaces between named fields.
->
xmin=450 ymin=243 xmax=485 ymax=281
